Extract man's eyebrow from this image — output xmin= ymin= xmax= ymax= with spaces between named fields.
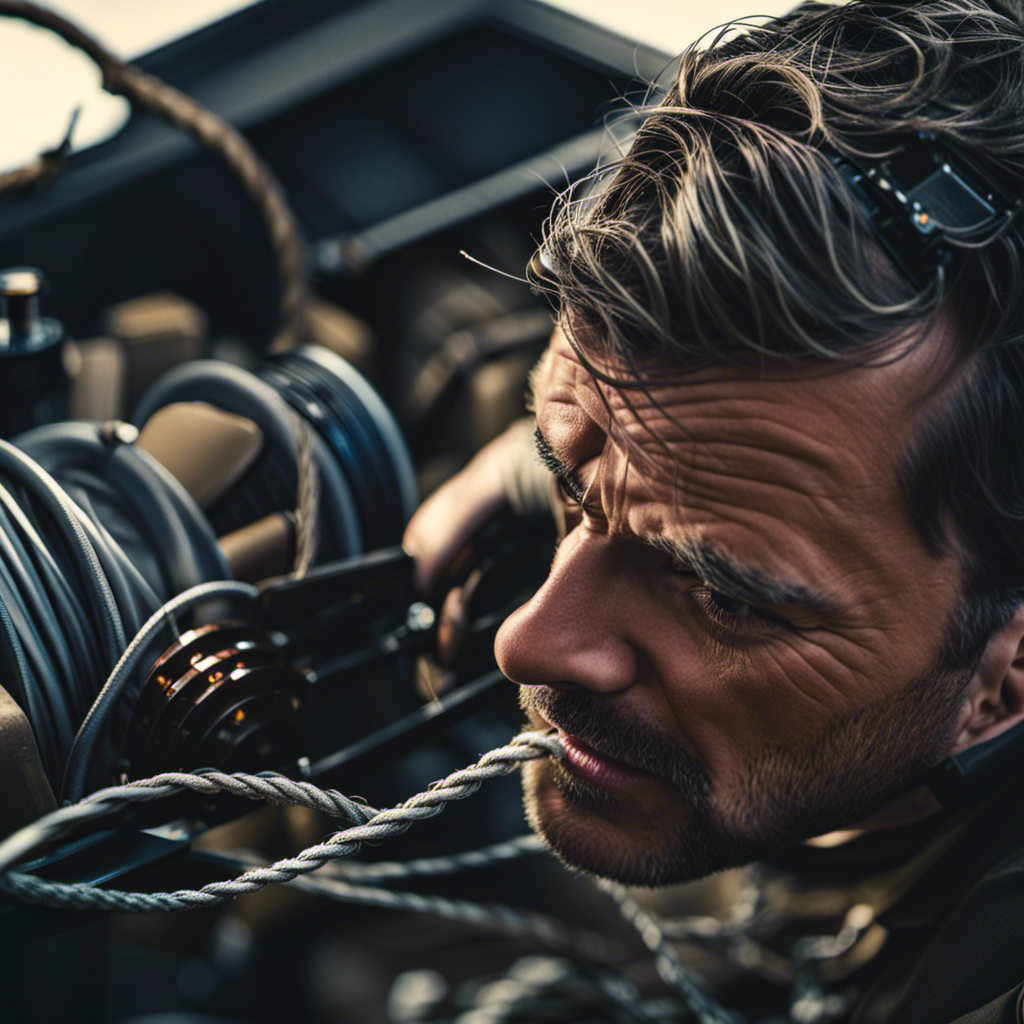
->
xmin=653 ymin=534 xmax=839 ymax=617
xmin=533 ymin=424 xmax=837 ymax=617
xmin=534 ymin=426 xmax=587 ymax=504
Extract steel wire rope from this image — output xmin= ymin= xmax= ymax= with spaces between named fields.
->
xmin=313 ymin=833 xmax=546 ymax=882
xmin=0 ymin=442 xmax=134 ymax=777
xmin=19 ymin=422 xmax=231 ymax=600
xmin=0 ymin=434 xmax=243 ymax=791
xmin=53 ymin=480 xmax=162 ymax=638
xmin=0 ymin=489 xmax=80 ymax=699
xmin=0 ymin=561 xmax=62 ymax=767
xmin=0 ymin=481 xmax=103 ymax=698
xmin=597 ymin=879 xmax=747 ymax=1024
xmin=0 ymin=563 xmax=43 ymax=750
xmin=449 ymin=956 xmax=674 ymax=1024
xmin=0 ymin=732 xmax=756 ymax=1024
xmin=0 ymin=439 xmax=125 ymax=667
xmin=0 ymin=551 xmax=69 ymax=767
xmin=193 ymin=847 xmax=615 ymax=961
xmin=0 ymin=732 xmax=563 ymax=910
xmin=0 ymin=487 xmax=109 ymax=710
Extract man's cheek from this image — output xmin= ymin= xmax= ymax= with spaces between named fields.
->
xmin=667 ymin=634 xmax=873 ymax=762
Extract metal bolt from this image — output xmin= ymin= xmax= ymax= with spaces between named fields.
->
xmin=406 ymin=602 xmax=436 ymax=632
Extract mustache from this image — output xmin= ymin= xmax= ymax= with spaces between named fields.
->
xmin=520 ymin=685 xmax=712 ymax=807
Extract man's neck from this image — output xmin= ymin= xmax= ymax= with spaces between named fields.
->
xmin=805 ymin=784 xmax=945 ymax=848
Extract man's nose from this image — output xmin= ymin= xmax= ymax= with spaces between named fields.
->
xmin=494 ymin=526 xmax=639 ymax=693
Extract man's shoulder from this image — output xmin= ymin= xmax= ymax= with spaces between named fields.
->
xmin=943 ymin=983 xmax=1024 ymax=1024
xmin=856 ymin=782 xmax=1024 ymax=1024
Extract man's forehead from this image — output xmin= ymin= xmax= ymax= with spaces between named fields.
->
xmin=535 ymin=320 xmax=963 ymax=451
xmin=531 ymin=322 xmax=967 ymax=626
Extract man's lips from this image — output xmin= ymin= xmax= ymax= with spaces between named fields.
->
xmin=556 ymin=728 xmax=653 ymax=789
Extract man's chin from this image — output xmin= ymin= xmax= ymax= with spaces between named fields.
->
xmin=522 ymin=757 xmax=731 ymax=887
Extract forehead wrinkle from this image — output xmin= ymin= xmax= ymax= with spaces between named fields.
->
xmin=565 ymin=358 xmax=898 ymax=564
xmin=604 ymin=413 xmax=867 ymax=547
xmin=664 ymin=443 xmax=861 ymax=512
xmin=593 ymin=368 xmax=907 ymax=542
xmin=612 ymin=386 xmax=887 ymax=475
xmin=585 ymin=386 xmax=866 ymax=596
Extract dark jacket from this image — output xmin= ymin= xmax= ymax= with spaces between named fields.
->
xmin=852 ymin=777 xmax=1024 ymax=1023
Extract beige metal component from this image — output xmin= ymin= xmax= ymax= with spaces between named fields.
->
xmin=0 ymin=268 xmax=42 ymax=296
xmin=67 ymin=337 xmax=126 ymax=421
xmin=0 ymin=683 xmax=57 ymax=836
xmin=102 ymin=292 xmax=207 ymax=409
xmin=218 ymin=512 xmax=294 ymax=583
xmin=136 ymin=401 xmax=263 ymax=510
xmin=296 ymin=298 xmax=375 ymax=375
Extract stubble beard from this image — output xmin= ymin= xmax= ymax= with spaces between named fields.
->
xmin=519 ymin=658 xmax=971 ymax=887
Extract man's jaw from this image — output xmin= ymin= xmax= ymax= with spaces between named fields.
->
xmin=520 ymin=718 xmax=711 ymax=885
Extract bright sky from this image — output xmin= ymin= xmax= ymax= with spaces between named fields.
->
xmin=0 ymin=1 xmax=801 ymax=173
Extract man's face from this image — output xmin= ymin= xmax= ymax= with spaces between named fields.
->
xmin=494 ymin=323 xmax=970 ymax=886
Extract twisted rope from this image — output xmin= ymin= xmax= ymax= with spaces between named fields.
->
xmin=597 ymin=879 xmax=747 ymax=1024
xmin=290 ymin=412 xmax=321 ymax=576
xmin=0 ymin=731 xmax=562 ymax=912
xmin=135 ymin=770 xmax=376 ymax=821
xmin=320 ymin=833 xmax=545 ymax=882
xmin=450 ymin=955 xmax=669 ymax=1024
xmin=0 ymin=0 xmax=309 ymax=351
xmin=0 ymin=106 xmax=78 ymax=192
xmin=197 ymin=846 xmax=614 ymax=961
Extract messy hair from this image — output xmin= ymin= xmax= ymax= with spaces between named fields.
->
xmin=533 ymin=0 xmax=1024 ymax=663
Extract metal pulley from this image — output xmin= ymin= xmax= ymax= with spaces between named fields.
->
xmin=125 ymin=622 xmax=308 ymax=778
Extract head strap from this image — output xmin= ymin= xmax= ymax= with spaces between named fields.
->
xmin=823 ymin=129 xmax=1022 ymax=291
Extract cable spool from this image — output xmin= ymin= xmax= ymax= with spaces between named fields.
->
xmin=132 ymin=359 xmax=362 ymax=563
xmin=258 ymin=344 xmax=418 ymax=552
xmin=0 ymin=345 xmax=417 ymax=798
xmin=15 ymin=420 xmax=229 ymax=608
xmin=125 ymin=622 xmax=307 ymax=778
xmin=132 ymin=345 xmax=417 ymax=563
xmin=0 ymin=424 xmax=231 ymax=787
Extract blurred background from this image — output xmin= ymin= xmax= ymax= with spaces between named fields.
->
xmin=0 ymin=0 xmax=800 ymax=180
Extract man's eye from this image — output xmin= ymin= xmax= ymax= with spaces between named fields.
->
xmin=707 ymin=589 xmax=755 ymax=619
xmin=555 ymin=475 xmax=584 ymax=505
xmin=698 ymin=587 xmax=790 ymax=633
